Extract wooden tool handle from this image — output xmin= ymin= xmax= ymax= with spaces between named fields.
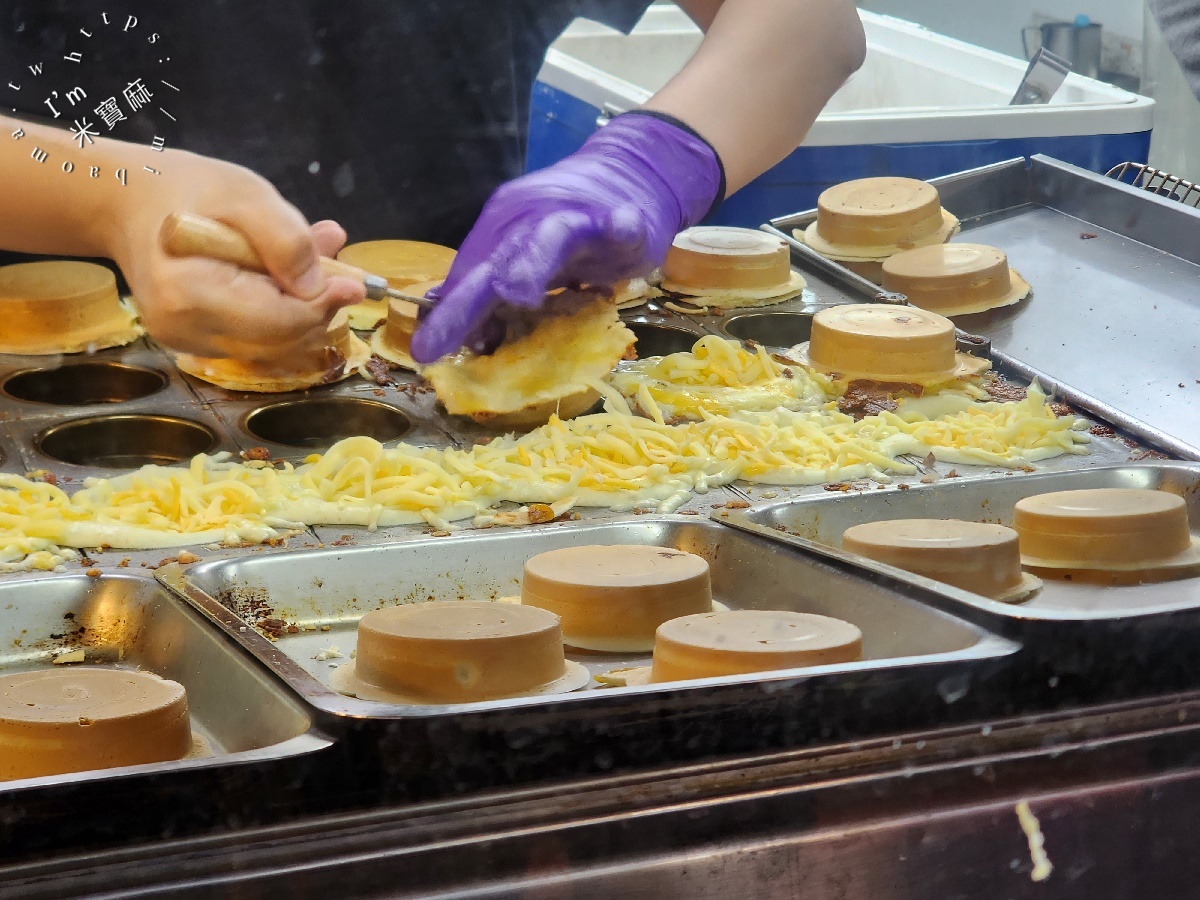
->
xmin=160 ymin=212 xmax=369 ymax=283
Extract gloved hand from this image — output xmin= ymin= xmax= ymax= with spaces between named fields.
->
xmin=410 ymin=112 xmax=724 ymax=363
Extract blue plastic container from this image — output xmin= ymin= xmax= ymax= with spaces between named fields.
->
xmin=529 ymin=8 xmax=1154 ymax=227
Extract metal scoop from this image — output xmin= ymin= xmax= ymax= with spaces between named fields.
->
xmin=1010 ymin=46 xmax=1070 ymax=106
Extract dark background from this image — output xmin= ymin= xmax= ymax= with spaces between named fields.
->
xmin=0 ymin=0 xmax=650 ymax=248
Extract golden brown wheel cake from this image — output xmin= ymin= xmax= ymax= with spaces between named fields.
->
xmin=175 ymin=307 xmax=370 ymax=392
xmin=661 ymin=227 xmax=806 ymax=309
xmin=0 ymin=668 xmax=191 ymax=780
xmin=1015 ymin=489 xmax=1200 ymax=579
xmin=330 ymin=601 xmax=589 ymax=704
xmin=787 ymin=304 xmax=989 ymax=385
xmin=367 ymin=284 xmax=444 ymax=373
xmin=797 ymin=177 xmax=959 ymax=284
xmin=881 ymin=243 xmax=1031 ymax=317
xmin=520 ymin=545 xmax=718 ymax=652
xmin=337 ymin=240 xmax=456 ymax=330
xmin=842 ymin=518 xmax=1041 ymax=602
xmin=0 ymin=261 xmax=142 ymax=355
xmin=423 ymin=294 xmax=635 ymax=430
xmin=604 ymin=609 xmax=863 ymax=687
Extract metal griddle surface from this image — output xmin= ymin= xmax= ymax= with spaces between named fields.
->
xmin=769 ymin=155 xmax=1200 ymax=450
xmin=956 ymin=206 xmax=1195 ymax=431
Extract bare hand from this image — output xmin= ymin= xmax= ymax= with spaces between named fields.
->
xmin=107 ymin=150 xmax=364 ymax=362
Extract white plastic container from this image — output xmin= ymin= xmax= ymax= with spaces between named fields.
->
xmin=528 ymin=6 xmax=1155 ymax=226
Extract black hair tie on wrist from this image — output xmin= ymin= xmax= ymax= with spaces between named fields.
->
xmin=612 ymin=110 xmax=727 ymax=222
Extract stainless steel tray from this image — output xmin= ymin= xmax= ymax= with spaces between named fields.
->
xmin=718 ymin=461 xmax=1200 ymax=623
xmin=764 ymin=154 xmax=1200 ymax=456
xmin=159 ymin=518 xmax=1016 ymax=725
xmin=0 ymin=572 xmax=330 ymax=790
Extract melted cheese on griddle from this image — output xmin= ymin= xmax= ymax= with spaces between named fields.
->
xmin=611 ymin=335 xmax=835 ymax=420
xmin=0 ymin=339 xmax=1089 ymax=566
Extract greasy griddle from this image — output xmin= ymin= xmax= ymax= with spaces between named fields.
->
xmin=765 ymin=154 xmax=1200 ymax=455
xmin=161 ymin=518 xmax=1015 ymax=723
xmin=0 ymin=159 xmax=1192 ymax=833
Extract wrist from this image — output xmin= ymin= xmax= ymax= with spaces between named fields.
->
xmin=98 ymin=147 xmax=211 ymax=265
xmin=616 ymin=110 xmax=726 ymax=221
xmin=92 ymin=150 xmax=168 ymax=263
xmin=583 ymin=111 xmax=724 ymax=229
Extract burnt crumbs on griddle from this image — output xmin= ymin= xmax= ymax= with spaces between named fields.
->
xmin=837 ymin=380 xmax=923 ymax=419
xmin=982 ymin=373 xmax=1027 ymax=403
xmin=365 ymin=357 xmax=393 ymax=386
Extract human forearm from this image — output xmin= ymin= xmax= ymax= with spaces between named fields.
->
xmin=0 ymin=113 xmax=363 ymax=360
xmin=644 ymin=0 xmax=865 ymax=193
xmin=0 ymin=114 xmax=148 ymax=258
xmin=0 ymin=114 xmax=314 ymax=281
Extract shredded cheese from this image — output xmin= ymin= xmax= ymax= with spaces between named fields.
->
xmin=0 ymin=338 xmax=1090 ymax=564
xmin=611 ymin=335 xmax=835 ymax=419
xmin=1015 ymin=800 xmax=1053 ymax=882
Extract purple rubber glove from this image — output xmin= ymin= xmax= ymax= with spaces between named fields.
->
xmin=410 ymin=112 xmax=724 ymax=363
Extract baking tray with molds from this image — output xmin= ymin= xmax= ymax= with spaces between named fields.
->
xmin=158 ymin=516 xmax=1019 ymax=764
xmin=0 ymin=247 xmax=1185 ymax=746
xmin=0 ymin=572 xmax=332 ymax=791
xmin=717 ymin=461 xmax=1200 ymax=705
xmin=0 ymin=285 xmax=1180 ymax=542
xmin=764 ymin=154 xmax=1200 ymax=457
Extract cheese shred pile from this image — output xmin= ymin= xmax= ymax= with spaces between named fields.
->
xmin=0 ymin=337 xmax=1089 ymax=568
xmin=610 ymin=335 xmax=835 ymax=419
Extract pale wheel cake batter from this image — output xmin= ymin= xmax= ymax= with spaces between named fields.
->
xmin=842 ymin=518 xmax=1041 ymax=603
xmin=0 ymin=667 xmax=191 ymax=780
xmin=331 ymin=601 xmax=589 ymax=704
xmin=520 ymin=544 xmax=718 ymax=652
